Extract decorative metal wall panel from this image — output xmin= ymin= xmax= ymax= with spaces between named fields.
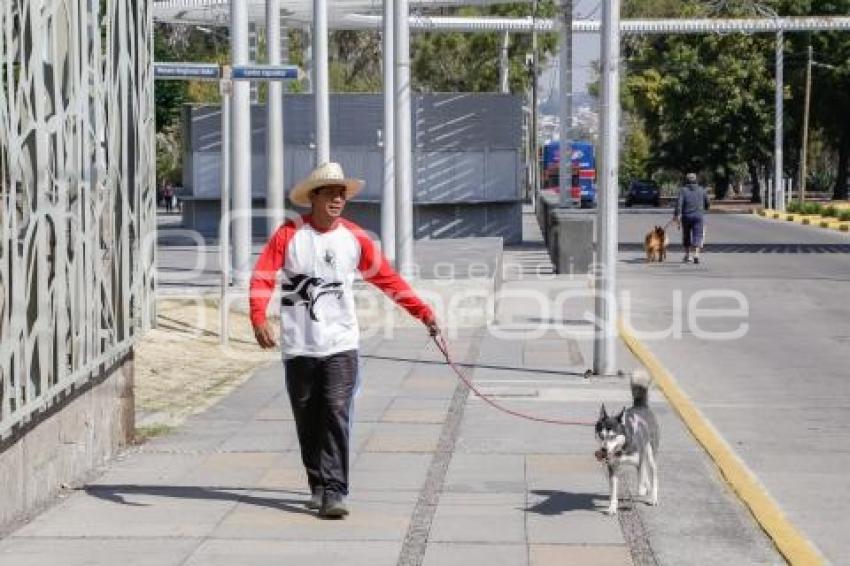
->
xmin=0 ymin=0 xmax=155 ymax=438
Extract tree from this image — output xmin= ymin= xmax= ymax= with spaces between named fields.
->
xmin=620 ymin=0 xmax=788 ymax=200
xmin=412 ymin=2 xmax=559 ymax=93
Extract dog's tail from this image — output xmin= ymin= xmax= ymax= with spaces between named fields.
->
xmin=630 ymin=369 xmax=652 ymax=408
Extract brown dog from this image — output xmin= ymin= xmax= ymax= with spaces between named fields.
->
xmin=644 ymin=225 xmax=668 ymax=263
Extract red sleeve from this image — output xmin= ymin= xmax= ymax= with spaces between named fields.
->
xmin=248 ymin=224 xmax=293 ymax=326
xmin=344 ymin=221 xmax=436 ymax=326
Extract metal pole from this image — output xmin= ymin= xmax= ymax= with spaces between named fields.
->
xmin=800 ymin=43 xmax=812 ymax=205
xmin=394 ymin=0 xmax=414 ymax=277
xmin=594 ymin=0 xmax=620 ymax=376
xmin=558 ymin=0 xmax=574 ymax=208
xmin=774 ymin=31 xmax=785 ymax=212
xmin=314 ymin=0 xmax=330 ymax=164
xmin=303 ymin=26 xmax=313 ymax=93
xmin=220 ymin=68 xmax=232 ymax=345
xmin=531 ymin=1 xmax=540 ymax=202
xmin=382 ymin=0 xmax=396 ymax=264
xmin=499 ymin=31 xmax=510 ymax=94
xmin=267 ymin=0 xmax=285 ymax=234
xmin=767 ymin=178 xmax=773 ymax=209
xmin=230 ymin=0 xmax=252 ymax=285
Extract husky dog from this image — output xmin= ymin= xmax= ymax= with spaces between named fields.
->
xmin=644 ymin=225 xmax=668 ymax=263
xmin=594 ymin=370 xmax=660 ymax=515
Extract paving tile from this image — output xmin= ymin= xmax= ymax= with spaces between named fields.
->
xmin=429 ymin=492 xmax=526 ymax=543
xmin=184 ymin=540 xmax=400 ymax=566
xmin=210 ymin=490 xmax=415 ymax=541
xmin=361 ymin=423 xmax=443 ymax=453
xmin=443 ymin=454 xmax=526 ymax=493
xmin=12 ymin=489 xmax=237 ymax=538
xmin=422 ymin=542 xmax=528 ymax=566
xmin=0 ymin=537 xmax=201 ymax=566
xmin=529 ymin=544 xmax=633 ymax=566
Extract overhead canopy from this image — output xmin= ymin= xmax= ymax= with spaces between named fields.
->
xmin=152 ymin=0 xmax=524 ymax=28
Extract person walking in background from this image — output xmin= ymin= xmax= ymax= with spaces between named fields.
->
xmin=163 ymin=182 xmax=174 ymax=213
xmin=674 ymin=172 xmax=710 ymax=264
xmin=249 ymin=162 xmax=440 ymax=519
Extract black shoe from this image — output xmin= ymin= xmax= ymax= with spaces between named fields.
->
xmin=319 ymin=493 xmax=349 ymax=518
xmin=305 ymin=487 xmax=323 ymax=510
xmin=682 ymin=256 xmax=691 ymax=263
xmin=693 ymin=257 xmax=700 ymax=264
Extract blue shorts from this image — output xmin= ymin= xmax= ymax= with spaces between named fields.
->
xmin=682 ymin=215 xmax=705 ymax=248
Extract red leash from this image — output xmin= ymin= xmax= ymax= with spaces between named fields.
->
xmin=432 ymin=334 xmax=594 ymax=427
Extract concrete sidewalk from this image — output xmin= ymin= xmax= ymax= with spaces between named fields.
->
xmin=0 ymin=318 xmax=780 ymax=565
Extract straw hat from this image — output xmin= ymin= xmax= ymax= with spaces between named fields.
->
xmin=289 ymin=162 xmax=364 ymax=207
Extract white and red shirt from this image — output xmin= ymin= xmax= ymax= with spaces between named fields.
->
xmin=249 ymin=215 xmax=435 ymax=357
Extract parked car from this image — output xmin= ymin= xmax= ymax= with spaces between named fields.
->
xmin=625 ymin=180 xmax=660 ymax=207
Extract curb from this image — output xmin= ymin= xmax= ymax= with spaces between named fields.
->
xmin=618 ymin=319 xmax=824 ymax=566
xmin=754 ymin=208 xmax=850 ymax=233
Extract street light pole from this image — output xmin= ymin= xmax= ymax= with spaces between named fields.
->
xmin=558 ymin=0 xmax=573 ymax=208
xmin=266 ymin=0 xmax=285 ymax=234
xmin=594 ymin=0 xmax=620 ymax=376
xmin=394 ymin=0 xmax=414 ymax=277
xmin=314 ymin=0 xmax=330 ymax=164
xmin=800 ymin=43 xmax=812 ymax=205
xmin=382 ymin=0 xmax=396 ymax=265
xmin=774 ymin=31 xmax=785 ymax=212
xmin=531 ymin=0 xmax=540 ymax=202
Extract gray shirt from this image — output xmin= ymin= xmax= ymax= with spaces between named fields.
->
xmin=675 ymin=183 xmax=710 ymax=217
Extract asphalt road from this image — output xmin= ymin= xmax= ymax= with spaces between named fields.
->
xmin=616 ymin=209 xmax=850 ymax=563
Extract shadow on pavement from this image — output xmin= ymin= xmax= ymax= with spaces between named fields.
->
xmin=83 ymin=484 xmax=314 ymax=516
xmin=525 ymin=490 xmax=609 ymax=515
xmin=619 ymin=242 xmax=850 ymax=254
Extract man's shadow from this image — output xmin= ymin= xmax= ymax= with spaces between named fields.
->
xmin=84 ymin=484 xmax=315 ymax=517
xmin=525 ymin=489 xmax=622 ymax=515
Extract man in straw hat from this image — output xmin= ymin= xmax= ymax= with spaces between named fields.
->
xmin=249 ymin=162 xmax=440 ymax=519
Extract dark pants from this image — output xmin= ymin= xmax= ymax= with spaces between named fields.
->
xmin=681 ymin=214 xmax=705 ymax=249
xmin=285 ymin=349 xmax=359 ymax=497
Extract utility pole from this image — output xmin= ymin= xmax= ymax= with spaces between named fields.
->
xmin=800 ymin=43 xmax=812 ymax=204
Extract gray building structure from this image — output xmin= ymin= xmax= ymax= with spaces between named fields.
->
xmin=180 ymin=93 xmax=524 ymax=244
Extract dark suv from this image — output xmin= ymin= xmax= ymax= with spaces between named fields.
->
xmin=625 ymin=180 xmax=660 ymax=207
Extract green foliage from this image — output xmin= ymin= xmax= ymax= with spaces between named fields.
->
xmin=412 ymin=2 xmax=558 ymax=93
xmin=786 ymin=200 xmax=800 ymax=213
xmin=839 ymin=210 xmax=850 ymax=222
xmin=801 ymin=201 xmax=823 ymax=215
xmin=823 ymin=205 xmax=838 ymax=218
xmin=620 ymin=118 xmax=651 ymax=186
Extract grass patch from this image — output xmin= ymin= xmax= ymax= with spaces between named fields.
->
xmin=839 ymin=210 xmax=850 ymax=222
xmin=133 ymin=423 xmax=176 ymax=443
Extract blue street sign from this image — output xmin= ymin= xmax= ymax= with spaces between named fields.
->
xmin=154 ymin=63 xmax=220 ymax=80
xmin=231 ymin=65 xmax=300 ymax=81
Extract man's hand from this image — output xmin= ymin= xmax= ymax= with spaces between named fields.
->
xmin=427 ymin=321 xmax=441 ymax=338
xmin=253 ymin=321 xmax=278 ymax=349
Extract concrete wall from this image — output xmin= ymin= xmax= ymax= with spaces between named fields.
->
xmin=0 ymin=351 xmax=135 ymax=533
xmin=536 ymin=191 xmax=596 ymax=275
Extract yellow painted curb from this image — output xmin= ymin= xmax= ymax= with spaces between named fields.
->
xmin=618 ymin=319 xmax=824 ymax=566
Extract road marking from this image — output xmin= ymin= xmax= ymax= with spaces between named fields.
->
xmin=618 ymin=319 xmax=825 ymax=566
